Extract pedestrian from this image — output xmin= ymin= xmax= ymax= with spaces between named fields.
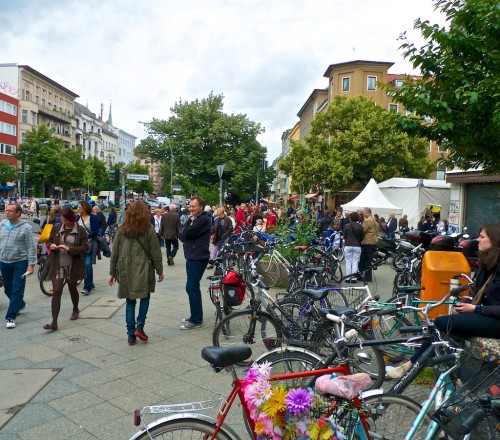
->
xmin=386 ymin=212 xmax=398 ymax=240
xmin=160 ymin=203 xmax=181 ymax=266
xmin=44 ymin=198 xmax=50 ymax=216
xmin=150 ymin=208 xmax=163 ymax=246
xmin=235 ymin=203 xmax=247 ymax=234
xmin=209 ymin=206 xmax=233 ymax=266
xmin=107 ymin=206 xmax=117 ymax=230
xmin=399 ymin=214 xmax=409 ymax=232
xmin=317 ymin=209 xmax=333 ymax=237
xmin=30 ymin=198 xmax=38 ymax=218
xmin=76 ymin=200 xmax=99 ymax=295
xmin=41 ymin=205 xmax=62 ymax=230
xmin=178 ymin=196 xmax=212 ymax=329
xmin=92 ymin=205 xmax=107 ymax=237
xmin=0 ymin=203 xmax=37 ymax=328
xmin=43 ymin=206 xmax=89 ymax=331
xmin=388 ymin=222 xmax=500 ymax=379
xmin=359 ymin=207 xmax=378 ymax=282
xmin=343 ymin=212 xmax=363 ymax=283
xmin=267 ymin=208 xmax=277 ymax=231
xmin=109 ymin=201 xmax=164 ymax=346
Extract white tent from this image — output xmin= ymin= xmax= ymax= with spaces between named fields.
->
xmin=378 ymin=178 xmax=451 ymax=228
xmin=341 ymin=178 xmax=403 ymax=220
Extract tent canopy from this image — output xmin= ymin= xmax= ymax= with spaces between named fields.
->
xmin=341 ymin=178 xmax=403 ymax=218
xmin=377 ymin=177 xmax=450 ymax=228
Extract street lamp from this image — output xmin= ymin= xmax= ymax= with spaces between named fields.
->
xmin=167 ymin=137 xmax=174 ymax=196
xmin=22 ymin=140 xmax=49 ymax=198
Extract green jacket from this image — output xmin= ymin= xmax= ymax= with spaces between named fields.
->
xmin=110 ymin=226 xmax=163 ymax=299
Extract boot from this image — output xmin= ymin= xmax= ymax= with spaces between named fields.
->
xmin=134 ymin=324 xmax=148 ymax=341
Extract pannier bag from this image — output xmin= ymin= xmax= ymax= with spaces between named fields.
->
xmin=222 ymin=270 xmax=246 ymax=306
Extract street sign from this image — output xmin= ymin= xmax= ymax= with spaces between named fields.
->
xmin=216 ymin=165 xmax=224 ymax=179
xmin=172 ymin=185 xmax=181 ymax=191
xmin=126 ymin=174 xmax=149 ymax=181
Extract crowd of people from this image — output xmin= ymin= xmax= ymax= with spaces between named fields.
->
xmin=0 ymin=196 xmax=498 ymax=354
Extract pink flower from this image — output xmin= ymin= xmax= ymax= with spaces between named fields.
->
xmin=285 ymin=388 xmax=313 ymax=415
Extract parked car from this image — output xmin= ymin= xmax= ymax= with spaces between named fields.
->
xmin=36 ymin=198 xmax=49 ymax=213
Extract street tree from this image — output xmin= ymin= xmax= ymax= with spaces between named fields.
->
xmin=280 ymin=95 xmax=435 ymax=193
xmin=134 ymin=92 xmax=272 ymax=201
xmin=15 ymin=124 xmax=66 ymax=196
xmin=390 ymin=0 xmax=500 ymax=173
xmin=81 ymin=156 xmax=108 ymax=195
xmin=0 ymin=161 xmax=17 ymax=185
xmin=60 ymin=146 xmax=86 ymax=194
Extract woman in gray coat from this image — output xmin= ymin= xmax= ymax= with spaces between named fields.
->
xmin=109 ymin=201 xmax=164 ymax=346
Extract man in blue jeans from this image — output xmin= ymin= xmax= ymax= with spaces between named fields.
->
xmin=0 ymin=204 xmax=37 ymax=328
xmin=178 ymin=196 xmax=211 ymax=329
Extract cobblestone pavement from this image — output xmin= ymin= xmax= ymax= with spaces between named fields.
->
xmin=0 ymin=234 xmax=417 ymax=439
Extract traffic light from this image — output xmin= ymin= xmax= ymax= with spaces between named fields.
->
xmin=108 ymin=169 xmax=116 ymax=184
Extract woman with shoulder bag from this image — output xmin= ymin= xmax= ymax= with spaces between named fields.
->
xmin=76 ymin=200 xmax=99 ymax=295
xmin=109 ymin=201 xmax=164 ymax=346
xmin=343 ymin=212 xmax=363 ymax=283
xmin=43 ymin=207 xmax=89 ymax=331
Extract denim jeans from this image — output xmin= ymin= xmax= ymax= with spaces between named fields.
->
xmin=1 ymin=260 xmax=28 ymax=321
xmin=83 ymin=252 xmax=93 ymax=291
xmin=165 ymin=239 xmax=179 ymax=258
xmin=185 ymin=259 xmax=208 ymax=325
xmin=125 ymin=297 xmax=150 ymax=336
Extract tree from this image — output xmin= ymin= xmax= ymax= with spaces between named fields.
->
xmin=0 ymin=162 xmax=17 ymax=184
xmin=134 ymin=92 xmax=272 ymax=203
xmin=390 ymin=0 xmax=500 ymax=173
xmin=81 ymin=157 xmax=108 ymax=195
xmin=15 ymin=124 xmax=66 ymax=196
xmin=280 ymin=95 xmax=435 ymax=193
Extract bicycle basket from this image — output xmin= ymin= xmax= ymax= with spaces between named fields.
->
xmin=433 ymin=359 xmax=500 ymax=439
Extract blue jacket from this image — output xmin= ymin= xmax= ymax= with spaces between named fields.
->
xmin=76 ymin=214 xmax=100 ymax=239
xmin=179 ymin=211 xmax=211 ymax=260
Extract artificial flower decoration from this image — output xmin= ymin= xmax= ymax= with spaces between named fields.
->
xmin=242 ymin=363 xmax=350 ymax=440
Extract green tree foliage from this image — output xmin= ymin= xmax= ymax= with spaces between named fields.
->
xmin=134 ymin=92 xmax=272 ymax=202
xmin=0 ymin=162 xmax=17 ymax=183
xmin=15 ymin=124 xmax=66 ymax=196
xmin=60 ymin=146 xmax=86 ymax=191
xmin=125 ymin=162 xmax=153 ymax=195
xmin=279 ymin=95 xmax=434 ymax=193
xmin=390 ymin=0 xmax=500 ymax=173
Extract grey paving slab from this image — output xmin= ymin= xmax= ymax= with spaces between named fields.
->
xmin=18 ymin=417 xmax=91 ymax=440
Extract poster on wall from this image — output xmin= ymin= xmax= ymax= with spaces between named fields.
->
xmin=0 ymin=64 xmax=19 ymax=99
xmin=448 ymin=200 xmax=460 ymax=232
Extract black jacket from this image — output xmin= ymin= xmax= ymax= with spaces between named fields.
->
xmin=474 ymin=263 xmax=500 ymax=319
xmin=179 ymin=211 xmax=211 ymax=260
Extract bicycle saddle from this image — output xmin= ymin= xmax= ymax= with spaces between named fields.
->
xmin=319 ymin=307 xmax=357 ymax=317
xmin=301 ymin=288 xmax=331 ymax=301
xmin=201 ymin=346 xmax=252 ymax=369
xmin=396 ymin=285 xmax=425 ymax=293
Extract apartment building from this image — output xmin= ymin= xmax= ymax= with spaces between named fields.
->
xmin=101 ymin=121 xmax=118 ymax=168
xmin=0 ymin=89 xmax=18 ymax=195
xmin=0 ymin=64 xmax=79 ymax=149
xmin=74 ymin=101 xmax=103 ymax=160
xmin=117 ymin=129 xmax=136 ymax=165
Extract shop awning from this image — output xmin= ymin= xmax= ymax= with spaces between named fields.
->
xmin=287 ymin=195 xmax=299 ymax=202
xmin=305 ymin=193 xmax=319 ymax=199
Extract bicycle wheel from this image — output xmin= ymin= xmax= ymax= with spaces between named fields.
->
xmin=212 ymin=309 xmax=283 ymax=363
xmin=40 ymin=270 xmax=54 ymax=297
xmin=362 ymin=393 xmax=432 ymax=440
xmin=37 ymin=256 xmax=47 ymax=281
xmin=257 ymin=257 xmax=281 ymax=288
xmin=337 ymin=246 xmax=345 ymax=262
xmin=131 ymin=417 xmax=234 ymax=439
xmin=345 ymin=334 xmax=386 ymax=389
xmin=328 ymin=258 xmax=343 ymax=283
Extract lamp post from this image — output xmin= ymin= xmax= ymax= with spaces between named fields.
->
xmin=22 ymin=140 xmax=49 ymax=198
xmin=167 ymin=137 xmax=174 ymax=196
xmin=217 ymin=165 xmax=224 ymax=207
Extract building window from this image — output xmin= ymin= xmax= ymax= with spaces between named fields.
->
xmin=394 ymin=79 xmax=404 ymax=88
xmin=21 ymin=132 xmax=26 ymax=144
xmin=21 ymin=109 xmax=28 ymax=124
xmin=342 ymin=77 xmax=350 ymax=92
xmin=436 ymin=162 xmax=446 ymax=180
xmin=1 ymin=143 xmax=16 ymax=155
xmin=25 ymin=90 xmax=30 ymax=101
xmin=388 ymin=103 xmax=399 ymax=113
xmin=367 ymin=76 xmax=377 ymax=91
xmin=0 ymin=100 xmax=17 ymax=116
xmin=428 ymin=141 xmax=433 ymax=152
xmin=0 ymin=122 xmax=16 ymax=136
xmin=42 ymin=98 xmax=45 ymax=106
xmin=438 ymin=143 xmax=449 ymax=153
xmin=31 ymin=111 xmax=36 ymax=125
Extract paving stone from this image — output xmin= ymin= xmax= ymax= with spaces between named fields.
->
xmin=30 ymin=379 xmax=83 ymax=403
xmin=18 ymin=417 xmax=89 ymax=440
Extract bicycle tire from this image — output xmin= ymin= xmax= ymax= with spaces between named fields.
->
xmin=337 ymin=246 xmax=345 ymax=262
xmin=37 ymin=255 xmax=47 ymax=281
xmin=131 ymin=417 xmax=234 ymax=440
xmin=212 ymin=309 xmax=283 ymax=363
xmin=40 ymin=270 xmax=54 ymax=297
xmin=362 ymin=393 xmax=432 ymax=440
xmin=328 ymin=258 xmax=343 ymax=283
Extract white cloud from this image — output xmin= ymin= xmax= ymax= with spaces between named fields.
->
xmin=3 ymin=0 xmax=446 ymax=160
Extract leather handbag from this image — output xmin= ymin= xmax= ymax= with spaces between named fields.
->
xmin=38 ymin=224 xmax=53 ymax=244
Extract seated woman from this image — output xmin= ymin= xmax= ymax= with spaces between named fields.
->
xmin=388 ymin=222 xmax=500 ymax=379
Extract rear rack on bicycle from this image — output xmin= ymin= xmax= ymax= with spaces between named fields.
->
xmin=142 ymin=393 xmax=225 ymax=416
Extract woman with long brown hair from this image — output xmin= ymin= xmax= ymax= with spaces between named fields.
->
xmin=109 ymin=201 xmax=164 ymax=345
xmin=43 ymin=206 xmax=89 ymax=330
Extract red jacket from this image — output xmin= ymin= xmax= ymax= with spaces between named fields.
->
xmin=235 ymin=208 xmax=247 ymax=232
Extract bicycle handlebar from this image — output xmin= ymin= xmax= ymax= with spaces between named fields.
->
xmin=428 ymin=353 xmax=457 ymax=366
xmin=462 ymin=408 xmax=487 ymax=436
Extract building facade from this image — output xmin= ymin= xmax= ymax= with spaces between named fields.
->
xmin=0 ymin=90 xmax=18 ymax=195
xmin=74 ymin=101 xmax=103 ymax=160
xmin=117 ymin=129 xmax=136 ymax=165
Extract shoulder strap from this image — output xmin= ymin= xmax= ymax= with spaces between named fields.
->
xmin=135 ymin=236 xmax=153 ymax=263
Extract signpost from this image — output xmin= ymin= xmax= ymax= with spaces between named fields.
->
xmin=126 ymin=174 xmax=149 ymax=181
xmin=217 ymin=165 xmax=224 ymax=207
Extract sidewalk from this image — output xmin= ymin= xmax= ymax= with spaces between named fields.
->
xmin=0 ymin=247 xmax=395 ymax=439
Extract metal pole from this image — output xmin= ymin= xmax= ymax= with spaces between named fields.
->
xmin=23 ymin=156 xmax=26 ymax=198
xmin=219 ymin=178 xmax=223 ymax=207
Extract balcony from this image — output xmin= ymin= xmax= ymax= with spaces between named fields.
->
xmin=37 ymin=104 xmax=71 ymax=124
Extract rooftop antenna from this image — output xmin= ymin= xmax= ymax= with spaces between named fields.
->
xmin=352 ymin=47 xmax=356 ymax=59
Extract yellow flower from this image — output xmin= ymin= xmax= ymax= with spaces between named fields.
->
xmin=261 ymin=385 xmax=287 ymax=417
xmin=255 ymin=420 xmax=266 ymax=435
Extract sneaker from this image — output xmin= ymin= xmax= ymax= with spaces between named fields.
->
xmin=17 ymin=304 xmax=27 ymax=316
xmin=169 ymin=256 xmax=174 ymax=266
xmin=6 ymin=319 xmax=16 ymax=329
xmin=386 ymin=364 xmax=408 ymax=379
xmin=128 ymin=335 xmax=136 ymax=346
xmin=181 ymin=318 xmax=191 ymax=323
xmin=180 ymin=321 xmax=202 ymax=330
xmin=81 ymin=289 xmax=90 ymax=295
xmin=134 ymin=325 xmax=148 ymax=342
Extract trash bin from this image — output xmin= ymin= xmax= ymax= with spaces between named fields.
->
xmin=420 ymin=251 xmax=471 ymax=319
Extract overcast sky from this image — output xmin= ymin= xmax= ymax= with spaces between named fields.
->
xmin=2 ymin=0 xmax=446 ymax=161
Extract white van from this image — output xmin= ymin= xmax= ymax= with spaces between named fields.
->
xmin=156 ymin=197 xmax=171 ymax=206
